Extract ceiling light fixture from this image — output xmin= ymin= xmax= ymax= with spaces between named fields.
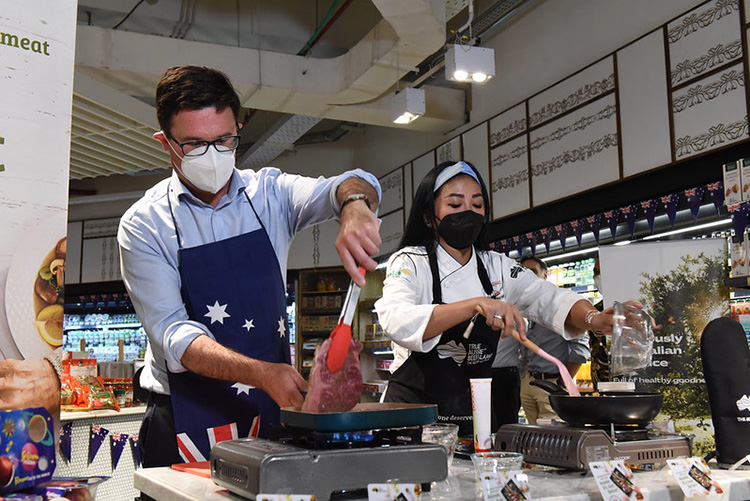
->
xmin=445 ymin=44 xmax=495 ymax=83
xmin=391 ymin=87 xmax=425 ymax=125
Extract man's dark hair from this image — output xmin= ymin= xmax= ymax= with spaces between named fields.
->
xmin=155 ymin=65 xmax=241 ymax=136
xmin=520 ymin=255 xmax=547 ymax=272
xmin=399 ymin=160 xmax=491 ymax=252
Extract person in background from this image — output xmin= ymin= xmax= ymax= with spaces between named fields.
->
xmin=491 ymin=333 xmax=521 ymax=428
xmin=118 ymin=65 xmax=381 ymax=467
xmin=375 ymin=160 xmax=614 ymax=438
xmin=518 ymin=256 xmax=590 ymax=424
xmin=589 ymin=255 xmax=610 ymax=387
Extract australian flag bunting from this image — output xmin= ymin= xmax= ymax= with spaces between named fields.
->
xmin=59 ymin=422 xmax=72 ymax=463
xmin=89 ymin=425 xmax=109 ymax=464
xmin=684 ymin=186 xmax=705 ymax=222
xmin=131 ymin=434 xmax=141 ymax=468
xmin=111 ymin=433 xmax=130 ymax=470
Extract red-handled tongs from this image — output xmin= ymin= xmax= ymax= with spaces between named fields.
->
xmin=326 ymin=267 xmax=365 ymax=372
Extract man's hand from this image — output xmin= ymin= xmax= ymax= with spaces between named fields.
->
xmin=336 ymin=200 xmax=381 ymax=287
xmin=0 ymin=358 xmax=59 ymax=415
xmin=182 ymin=335 xmax=309 ymax=408
xmin=254 ymin=361 xmax=309 ymax=408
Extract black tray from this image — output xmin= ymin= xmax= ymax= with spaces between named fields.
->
xmin=280 ymin=403 xmax=438 ymax=432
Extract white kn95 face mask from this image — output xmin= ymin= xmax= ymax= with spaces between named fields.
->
xmin=168 ymin=139 xmax=235 ymax=194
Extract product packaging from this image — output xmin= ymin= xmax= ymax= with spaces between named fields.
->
xmin=0 ymin=408 xmax=55 ymax=494
xmin=723 ymin=160 xmax=742 ymax=206
xmin=469 ymin=378 xmax=492 ymax=453
xmin=741 ymin=158 xmax=750 ymax=202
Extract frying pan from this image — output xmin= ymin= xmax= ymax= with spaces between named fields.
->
xmin=531 ymin=379 xmax=663 ymax=426
xmin=280 ymin=402 xmax=438 ymax=431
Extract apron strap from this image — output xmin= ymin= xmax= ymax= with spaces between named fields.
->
xmin=166 ymin=186 xmax=184 ymax=249
xmin=166 ymin=184 xmax=265 ymax=250
xmin=428 ymin=246 xmax=493 ymax=305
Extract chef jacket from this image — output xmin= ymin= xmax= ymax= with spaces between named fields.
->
xmin=118 ymin=167 xmax=380 ymax=395
xmin=375 ymin=245 xmax=584 ymax=373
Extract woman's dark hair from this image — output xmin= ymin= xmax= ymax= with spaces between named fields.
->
xmin=155 ymin=65 xmax=242 ymax=136
xmin=398 ymin=160 xmax=491 ymax=251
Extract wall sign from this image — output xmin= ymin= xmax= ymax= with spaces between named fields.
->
xmin=0 ymin=1 xmax=76 ymax=359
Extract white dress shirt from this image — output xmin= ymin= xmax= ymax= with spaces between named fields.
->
xmin=374 ymin=245 xmax=583 ymax=373
xmin=118 ymin=167 xmax=380 ymax=395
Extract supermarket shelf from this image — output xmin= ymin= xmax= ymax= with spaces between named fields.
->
xmin=725 ymin=276 xmax=750 ymax=289
xmin=64 ymin=322 xmax=142 ymax=331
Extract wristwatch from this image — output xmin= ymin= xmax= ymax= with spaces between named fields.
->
xmin=340 ymin=193 xmax=372 ymax=211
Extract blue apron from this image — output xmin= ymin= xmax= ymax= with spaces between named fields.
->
xmin=166 ymin=190 xmax=289 ymax=462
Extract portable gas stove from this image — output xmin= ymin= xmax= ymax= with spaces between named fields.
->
xmin=494 ymin=423 xmax=692 ymax=471
xmin=210 ymin=404 xmax=446 ymax=500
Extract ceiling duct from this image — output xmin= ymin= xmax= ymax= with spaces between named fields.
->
xmin=238 ymin=115 xmax=322 ymax=170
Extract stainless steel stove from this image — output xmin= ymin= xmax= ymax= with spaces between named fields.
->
xmin=494 ymin=423 xmax=692 ymax=471
xmin=210 ymin=427 xmax=447 ymax=500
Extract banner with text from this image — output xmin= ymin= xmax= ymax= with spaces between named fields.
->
xmin=0 ymin=1 xmax=76 ymax=359
xmin=600 ymin=239 xmax=728 ymax=455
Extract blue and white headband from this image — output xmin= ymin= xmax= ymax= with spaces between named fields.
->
xmin=433 ymin=161 xmax=480 ymax=193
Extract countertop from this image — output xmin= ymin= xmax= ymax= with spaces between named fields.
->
xmin=134 ymin=457 xmax=750 ymax=500
xmin=61 ymin=405 xmax=147 ymax=421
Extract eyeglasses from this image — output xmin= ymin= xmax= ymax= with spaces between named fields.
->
xmin=168 ymin=134 xmax=241 ymax=157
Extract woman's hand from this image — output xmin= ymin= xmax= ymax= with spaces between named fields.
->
xmin=474 ymin=298 xmax=527 ymax=341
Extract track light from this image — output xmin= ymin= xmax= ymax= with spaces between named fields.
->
xmin=445 ymin=44 xmax=495 ymax=83
xmin=391 ymin=87 xmax=425 ymax=125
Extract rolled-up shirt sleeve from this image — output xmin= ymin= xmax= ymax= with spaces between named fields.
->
xmin=567 ymin=332 xmax=591 ymax=364
xmin=118 ymin=211 xmax=211 ymax=377
xmin=375 ymin=251 xmax=440 ymax=353
xmin=272 ymin=169 xmax=381 ymax=237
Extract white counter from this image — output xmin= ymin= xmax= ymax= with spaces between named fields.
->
xmin=134 ymin=457 xmax=750 ymax=500
xmin=58 ymin=405 xmax=146 ymax=501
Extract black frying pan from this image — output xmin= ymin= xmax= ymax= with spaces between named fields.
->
xmin=531 ymin=379 xmax=663 ymax=426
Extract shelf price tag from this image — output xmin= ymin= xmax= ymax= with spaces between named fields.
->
xmin=667 ymin=457 xmax=724 ymax=497
xmin=478 ymin=470 xmax=530 ymax=500
xmin=590 ymin=460 xmax=644 ymax=500
xmin=257 ymin=495 xmax=314 ymax=501
xmin=367 ymin=483 xmax=420 ymax=500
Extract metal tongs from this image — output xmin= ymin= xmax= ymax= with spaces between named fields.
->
xmin=326 ymin=267 xmax=365 ymax=373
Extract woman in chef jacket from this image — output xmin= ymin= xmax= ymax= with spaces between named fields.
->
xmin=375 ymin=161 xmax=613 ymax=436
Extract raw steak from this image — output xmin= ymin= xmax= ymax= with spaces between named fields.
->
xmin=301 ymin=336 xmax=364 ymax=412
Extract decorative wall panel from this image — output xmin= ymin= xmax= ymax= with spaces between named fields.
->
xmin=462 ymin=123 xmax=491 ymax=211
xmin=379 ymin=167 xmax=403 ymax=215
xmin=672 ymin=62 xmax=748 ymax=159
xmin=490 ymin=135 xmax=529 ymax=219
xmin=617 ymin=30 xmax=672 ymax=177
xmin=378 ymin=209 xmax=404 ymax=257
xmin=528 ymin=57 xmax=615 ymax=128
xmin=668 ymin=0 xmax=742 ymax=86
xmin=436 ymin=136 xmax=462 ymax=164
xmin=411 ymin=152 xmax=434 ymax=194
xmin=530 ymin=94 xmax=619 ymax=206
xmin=489 ymin=103 xmax=526 ymax=149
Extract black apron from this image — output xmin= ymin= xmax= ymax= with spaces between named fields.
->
xmin=384 ymin=248 xmax=496 ymax=437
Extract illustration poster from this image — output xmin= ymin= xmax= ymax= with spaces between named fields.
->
xmin=0 ymin=1 xmax=76 ymax=360
xmin=599 ymin=239 xmax=728 ymax=454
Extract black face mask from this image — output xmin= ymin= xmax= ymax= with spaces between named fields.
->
xmin=436 ymin=210 xmax=485 ymax=250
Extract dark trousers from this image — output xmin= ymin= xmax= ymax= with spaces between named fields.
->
xmin=491 ymin=366 xmax=521 ymax=427
xmin=139 ymin=392 xmax=182 ymax=468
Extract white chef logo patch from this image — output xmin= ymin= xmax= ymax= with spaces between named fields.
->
xmin=437 ymin=341 xmax=466 ymax=365
xmin=737 ymin=395 xmax=750 ymax=412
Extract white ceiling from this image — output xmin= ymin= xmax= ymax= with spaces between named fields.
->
xmin=70 ymin=0 xmax=524 ymax=182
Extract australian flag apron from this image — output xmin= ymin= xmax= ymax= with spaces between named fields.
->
xmin=166 ymin=191 xmax=290 ymax=462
